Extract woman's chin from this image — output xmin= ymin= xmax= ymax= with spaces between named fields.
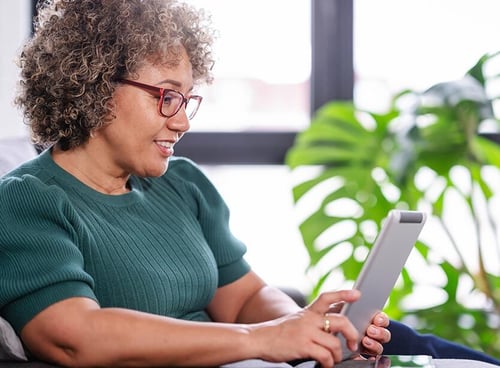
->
xmin=140 ymin=161 xmax=169 ymax=178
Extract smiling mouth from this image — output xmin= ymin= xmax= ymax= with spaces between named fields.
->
xmin=155 ymin=140 xmax=174 ymax=156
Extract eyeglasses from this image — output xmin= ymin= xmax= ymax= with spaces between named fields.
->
xmin=118 ymin=79 xmax=203 ymax=120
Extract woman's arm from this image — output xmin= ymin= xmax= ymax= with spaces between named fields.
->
xmin=207 ymin=271 xmax=302 ymax=323
xmin=21 ymin=291 xmax=360 ymax=368
xmin=21 ymin=271 xmax=388 ymax=367
xmin=22 ymin=297 xmax=265 ymax=367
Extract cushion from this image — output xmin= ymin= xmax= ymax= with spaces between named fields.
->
xmin=0 ymin=317 xmax=27 ymax=361
xmin=0 ymin=136 xmax=38 ymax=177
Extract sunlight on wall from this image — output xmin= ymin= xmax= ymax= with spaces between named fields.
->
xmin=201 ymin=165 xmax=313 ymax=294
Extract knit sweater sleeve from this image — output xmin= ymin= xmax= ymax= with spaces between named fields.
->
xmin=166 ymin=157 xmax=251 ymax=287
xmin=0 ymin=175 xmax=97 ymax=333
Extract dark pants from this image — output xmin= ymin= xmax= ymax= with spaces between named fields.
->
xmin=384 ymin=320 xmax=500 ymax=365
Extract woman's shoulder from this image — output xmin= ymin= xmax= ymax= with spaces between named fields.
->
xmin=0 ymin=156 xmax=66 ymax=209
xmin=157 ymin=156 xmax=221 ymax=200
xmin=164 ymin=156 xmax=212 ymax=186
xmin=1 ymin=165 xmax=42 ymax=193
xmin=167 ymin=156 xmax=202 ymax=176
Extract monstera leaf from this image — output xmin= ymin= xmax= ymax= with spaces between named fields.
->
xmin=286 ymin=52 xmax=500 ymax=356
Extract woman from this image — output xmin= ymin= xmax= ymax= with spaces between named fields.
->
xmin=0 ymin=0 xmax=498 ymax=367
xmin=0 ymin=1 xmax=388 ymax=367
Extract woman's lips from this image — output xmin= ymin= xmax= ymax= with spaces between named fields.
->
xmin=155 ymin=141 xmax=174 ymax=157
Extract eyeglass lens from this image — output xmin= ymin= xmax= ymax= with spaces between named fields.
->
xmin=162 ymin=90 xmax=199 ymax=119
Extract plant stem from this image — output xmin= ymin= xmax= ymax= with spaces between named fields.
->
xmin=436 ymin=215 xmax=468 ymax=275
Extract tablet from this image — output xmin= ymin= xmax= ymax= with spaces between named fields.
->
xmin=337 ymin=209 xmax=427 ymax=360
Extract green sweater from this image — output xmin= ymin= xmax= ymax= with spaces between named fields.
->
xmin=0 ymin=150 xmax=250 ymax=333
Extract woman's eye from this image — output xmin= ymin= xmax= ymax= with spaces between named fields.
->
xmin=162 ymin=96 xmax=174 ymax=105
xmin=163 ymin=91 xmax=182 ymax=106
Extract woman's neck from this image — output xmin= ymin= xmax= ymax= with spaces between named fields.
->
xmin=51 ymin=144 xmax=131 ymax=195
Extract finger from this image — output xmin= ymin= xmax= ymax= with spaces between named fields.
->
xmin=366 ymin=324 xmax=391 ymax=344
xmin=307 ymin=290 xmax=361 ymax=314
xmin=310 ymin=324 xmax=344 ymax=364
xmin=323 ymin=313 xmax=360 ymax=353
xmin=326 ymin=301 xmax=345 ymax=314
xmin=361 ymin=335 xmax=384 ymax=356
xmin=306 ymin=343 xmax=335 ymax=368
xmin=372 ymin=312 xmax=390 ymax=327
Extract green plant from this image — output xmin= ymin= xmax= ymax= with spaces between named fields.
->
xmin=285 ymin=52 xmax=500 ymax=356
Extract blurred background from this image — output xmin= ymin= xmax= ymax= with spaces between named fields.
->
xmin=2 ymin=0 xmax=500 ymax=297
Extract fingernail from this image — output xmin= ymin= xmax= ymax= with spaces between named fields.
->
xmin=368 ymin=326 xmax=377 ymax=335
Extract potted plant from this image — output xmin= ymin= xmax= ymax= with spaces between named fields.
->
xmin=285 ymin=52 xmax=500 ymax=356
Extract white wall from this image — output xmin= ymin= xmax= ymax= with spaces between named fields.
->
xmin=202 ymin=166 xmax=311 ymax=293
xmin=0 ymin=0 xmax=31 ymax=139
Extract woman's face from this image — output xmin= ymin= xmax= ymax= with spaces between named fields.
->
xmin=98 ymin=48 xmax=194 ymax=178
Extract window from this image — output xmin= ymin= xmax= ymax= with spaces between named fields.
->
xmin=354 ymin=0 xmax=500 ymax=117
xmin=176 ymin=0 xmax=354 ymax=163
xmin=27 ymin=0 xmax=353 ymax=164
xmin=185 ymin=0 xmax=311 ymax=133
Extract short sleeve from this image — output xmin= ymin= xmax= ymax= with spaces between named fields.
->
xmin=0 ymin=175 xmax=97 ymax=333
xmin=166 ymin=158 xmax=251 ymax=286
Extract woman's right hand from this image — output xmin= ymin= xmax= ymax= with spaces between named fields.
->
xmin=249 ymin=289 xmax=361 ymax=368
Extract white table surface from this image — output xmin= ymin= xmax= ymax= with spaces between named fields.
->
xmin=435 ymin=359 xmax=499 ymax=368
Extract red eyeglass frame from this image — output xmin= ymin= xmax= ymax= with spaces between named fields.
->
xmin=118 ymin=79 xmax=203 ymax=119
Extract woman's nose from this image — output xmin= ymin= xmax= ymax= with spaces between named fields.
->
xmin=166 ymin=107 xmax=190 ymax=133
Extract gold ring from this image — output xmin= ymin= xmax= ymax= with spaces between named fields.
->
xmin=323 ymin=317 xmax=331 ymax=333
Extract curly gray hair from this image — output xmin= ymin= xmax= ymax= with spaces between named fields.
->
xmin=16 ymin=0 xmax=215 ymax=150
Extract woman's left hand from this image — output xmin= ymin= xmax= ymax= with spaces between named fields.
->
xmin=359 ymin=311 xmax=391 ymax=357
xmin=327 ymin=302 xmax=391 ymax=358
